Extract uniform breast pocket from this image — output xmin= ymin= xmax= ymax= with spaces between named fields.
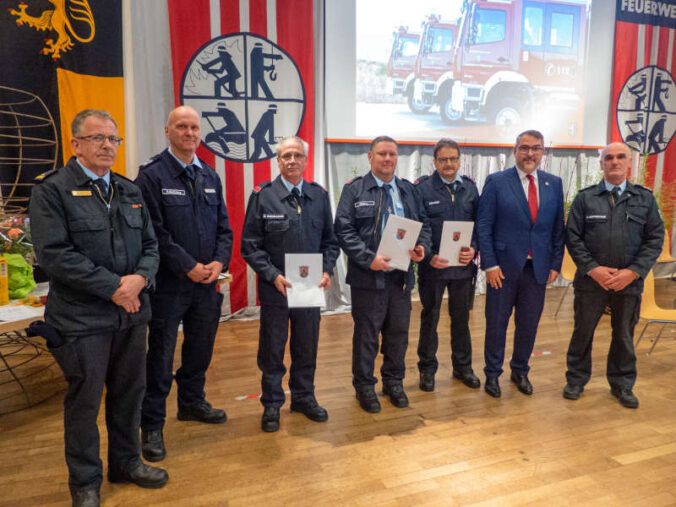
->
xmin=120 ymin=205 xmax=143 ymax=229
xmin=462 ymin=200 xmax=477 ymax=218
xmin=311 ymin=218 xmax=324 ymax=230
xmin=161 ymin=194 xmax=191 ymax=207
xmin=626 ymin=205 xmax=648 ymax=226
xmin=426 ymin=203 xmax=448 ymax=217
xmin=69 ymin=216 xmax=108 ymax=254
xmin=203 ymin=191 xmax=219 ymax=206
xmin=70 ymin=216 xmax=107 ymax=233
xmin=355 ymin=205 xmax=377 ymax=219
xmin=264 ymin=218 xmax=289 ymax=232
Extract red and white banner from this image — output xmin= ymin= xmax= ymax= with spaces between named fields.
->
xmin=167 ymin=0 xmax=315 ymax=312
xmin=611 ymin=0 xmax=675 ymax=229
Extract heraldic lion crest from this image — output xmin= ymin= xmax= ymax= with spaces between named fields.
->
xmin=9 ymin=0 xmax=95 ymax=59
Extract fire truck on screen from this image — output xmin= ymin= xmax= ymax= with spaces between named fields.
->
xmin=410 ymin=0 xmax=589 ymax=129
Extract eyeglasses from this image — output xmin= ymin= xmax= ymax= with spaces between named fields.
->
xmin=279 ymin=152 xmax=306 ymax=161
xmin=76 ymin=135 xmax=124 ymax=146
xmin=436 ymin=157 xmax=460 ymax=164
xmin=516 ymin=145 xmax=544 ymax=154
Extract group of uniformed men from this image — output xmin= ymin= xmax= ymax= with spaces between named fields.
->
xmin=28 ymin=107 xmax=664 ymax=507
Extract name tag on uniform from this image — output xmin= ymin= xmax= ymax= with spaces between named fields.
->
xmin=586 ymin=214 xmax=607 ymax=220
xmin=71 ymin=190 xmax=92 ymax=196
xmin=354 ymin=201 xmax=375 ymax=208
xmin=204 ymin=188 xmax=216 ymax=193
xmin=427 ymin=200 xmax=440 ymax=206
xmin=263 ymin=213 xmax=285 ymax=219
xmin=162 ymin=188 xmax=186 ymax=196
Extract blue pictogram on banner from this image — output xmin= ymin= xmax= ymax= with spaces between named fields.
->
xmin=180 ymin=33 xmax=306 ymax=163
xmin=616 ymin=65 xmax=675 ymax=155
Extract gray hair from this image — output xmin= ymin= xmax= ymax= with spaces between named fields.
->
xmin=515 ymin=129 xmax=544 ymax=147
xmin=71 ymin=109 xmax=117 ymax=136
xmin=276 ymin=136 xmax=309 ymax=156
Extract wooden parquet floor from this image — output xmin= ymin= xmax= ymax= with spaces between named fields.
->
xmin=1 ymin=280 xmax=676 ymax=506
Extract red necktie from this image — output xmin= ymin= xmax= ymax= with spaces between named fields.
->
xmin=527 ymin=174 xmax=538 ymax=222
xmin=527 ymin=174 xmax=537 ymax=258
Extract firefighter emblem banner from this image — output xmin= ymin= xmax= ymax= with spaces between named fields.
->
xmin=611 ymin=0 xmax=676 ymax=227
xmin=0 ymin=0 xmax=125 ymax=201
xmin=167 ymin=0 xmax=315 ymax=313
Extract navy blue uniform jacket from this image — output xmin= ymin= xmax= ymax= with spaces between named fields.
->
xmin=416 ymin=171 xmax=479 ymax=280
xmin=135 ymin=149 xmax=233 ymax=290
xmin=240 ymin=175 xmax=340 ymax=306
xmin=334 ymin=171 xmax=432 ymax=291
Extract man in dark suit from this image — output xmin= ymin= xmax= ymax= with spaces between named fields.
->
xmin=477 ymin=130 xmax=564 ymax=398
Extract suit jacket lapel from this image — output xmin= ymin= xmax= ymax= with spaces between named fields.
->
xmin=506 ymin=167 xmax=533 ymax=224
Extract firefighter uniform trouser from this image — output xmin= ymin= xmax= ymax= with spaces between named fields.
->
xmin=257 ymin=305 xmax=320 ymax=408
xmin=50 ymin=325 xmax=146 ymax=493
xmin=142 ymin=284 xmax=223 ymax=430
xmin=565 ymin=288 xmax=641 ymax=390
xmin=418 ymin=277 xmax=473 ymax=375
xmin=350 ymin=273 xmax=412 ymax=391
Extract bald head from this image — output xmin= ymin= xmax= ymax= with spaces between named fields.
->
xmin=167 ymin=105 xmax=199 ymax=126
xmin=601 ymin=142 xmax=632 ymax=186
xmin=601 ymin=142 xmax=630 ymax=159
xmin=165 ymin=106 xmax=201 ymax=164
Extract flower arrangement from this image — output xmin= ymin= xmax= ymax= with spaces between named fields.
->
xmin=0 ymin=214 xmax=34 ymax=263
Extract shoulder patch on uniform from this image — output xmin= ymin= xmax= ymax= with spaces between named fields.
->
xmin=253 ymin=180 xmax=271 ymax=193
xmin=138 ymin=153 xmax=162 ymax=171
xmin=34 ymin=168 xmax=58 ymax=182
xmin=632 ymin=183 xmax=653 ymax=193
xmin=113 ymin=172 xmax=134 ymax=183
xmin=346 ymin=176 xmax=363 ymax=184
xmin=309 ymin=181 xmax=327 ymax=191
xmin=415 ymin=175 xmax=430 ymax=184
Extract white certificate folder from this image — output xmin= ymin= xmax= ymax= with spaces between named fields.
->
xmin=438 ymin=221 xmax=474 ymax=267
xmin=376 ymin=215 xmax=422 ymax=272
xmin=285 ymin=253 xmax=325 ymax=308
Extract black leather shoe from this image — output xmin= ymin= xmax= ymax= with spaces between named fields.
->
xmin=419 ymin=372 xmax=435 ymax=392
xmin=484 ymin=377 xmax=501 ymax=398
xmin=563 ymin=384 xmax=583 ymax=400
xmin=177 ymin=400 xmax=227 ymax=424
xmin=453 ymin=370 xmax=481 ymax=388
xmin=510 ymin=372 xmax=533 ymax=395
xmin=261 ymin=406 xmax=280 ymax=432
xmin=356 ymin=389 xmax=381 ymax=413
xmin=290 ymin=398 xmax=328 ymax=422
xmin=108 ymin=463 xmax=168 ymax=489
xmin=142 ymin=429 xmax=166 ymax=462
xmin=610 ymin=387 xmax=639 ymax=409
xmin=71 ymin=488 xmax=100 ymax=507
xmin=382 ymin=383 xmax=409 ymax=408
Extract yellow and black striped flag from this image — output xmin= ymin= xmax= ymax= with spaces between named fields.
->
xmin=0 ymin=0 xmax=124 ymax=208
